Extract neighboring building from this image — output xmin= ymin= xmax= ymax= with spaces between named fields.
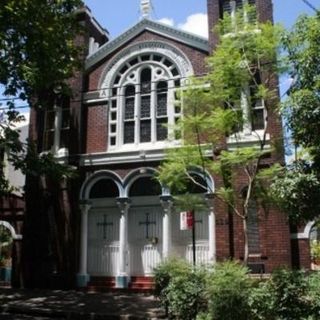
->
xmin=0 ymin=113 xmax=28 ymax=287
xmin=22 ymin=0 xmax=315 ymax=290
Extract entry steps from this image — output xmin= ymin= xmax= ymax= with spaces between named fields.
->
xmin=87 ymin=276 xmax=155 ymax=293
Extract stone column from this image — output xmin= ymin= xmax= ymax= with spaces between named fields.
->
xmin=160 ymin=195 xmax=173 ymax=259
xmin=116 ymin=197 xmax=131 ymax=288
xmin=77 ymin=200 xmax=91 ymax=287
xmin=206 ymin=194 xmax=216 ymax=263
xmin=53 ymin=105 xmax=62 ymax=154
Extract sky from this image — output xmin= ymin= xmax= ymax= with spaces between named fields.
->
xmin=84 ymin=0 xmax=316 ymax=40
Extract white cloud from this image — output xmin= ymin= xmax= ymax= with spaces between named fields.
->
xmin=157 ymin=17 xmax=174 ymax=27
xmin=178 ymin=13 xmax=208 ymax=39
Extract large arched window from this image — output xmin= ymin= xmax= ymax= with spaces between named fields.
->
xmin=108 ymin=54 xmax=182 ymax=150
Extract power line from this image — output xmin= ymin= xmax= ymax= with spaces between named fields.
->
xmin=301 ymin=0 xmax=318 ymax=13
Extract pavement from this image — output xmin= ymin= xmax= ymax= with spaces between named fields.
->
xmin=0 ymin=288 xmax=167 ymax=320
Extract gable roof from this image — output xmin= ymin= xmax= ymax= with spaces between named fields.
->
xmin=85 ymin=18 xmax=209 ymax=70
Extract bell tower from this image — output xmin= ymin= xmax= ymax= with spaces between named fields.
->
xmin=207 ymin=0 xmax=274 ymax=52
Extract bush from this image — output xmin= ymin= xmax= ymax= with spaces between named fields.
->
xmin=153 ymin=258 xmax=207 ymax=319
xmin=271 ymin=268 xmax=310 ymax=319
xmin=248 ymin=280 xmax=276 ymax=320
xmin=206 ymin=261 xmax=252 ymax=320
xmin=307 ymin=272 xmax=320 ymax=319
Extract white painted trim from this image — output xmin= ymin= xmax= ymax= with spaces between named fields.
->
xmin=98 ymin=40 xmax=194 ymax=94
xmin=291 ymin=221 xmax=315 ymax=239
xmin=86 ymin=19 xmax=208 ymax=70
xmin=80 ymin=170 xmax=124 ymax=199
xmin=0 ymin=221 xmax=22 ymax=240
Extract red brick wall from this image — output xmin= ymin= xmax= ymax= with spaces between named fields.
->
xmin=86 ymin=105 xmax=108 ymax=153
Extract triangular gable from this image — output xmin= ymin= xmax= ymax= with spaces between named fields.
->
xmin=86 ymin=18 xmax=209 ymax=70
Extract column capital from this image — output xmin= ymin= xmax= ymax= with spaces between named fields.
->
xmin=116 ymin=197 xmax=131 ymax=213
xmin=160 ymin=195 xmax=173 ymax=212
xmin=79 ymin=200 xmax=92 ymax=213
xmin=205 ymin=193 xmax=215 ymax=210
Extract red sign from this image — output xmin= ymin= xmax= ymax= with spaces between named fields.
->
xmin=186 ymin=211 xmax=194 ymax=228
xmin=180 ymin=211 xmax=194 ymax=230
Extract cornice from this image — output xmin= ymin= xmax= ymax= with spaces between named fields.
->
xmin=85 ymin=19 xmax=209 ymax=70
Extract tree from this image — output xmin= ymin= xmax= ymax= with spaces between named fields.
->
xmin=270 ymin=13 xmax=320 ymax=225
xmin=158 ymin=6 xmax=283 ymax=264
xmin=0 ymin=0 xmax=83 ymax=287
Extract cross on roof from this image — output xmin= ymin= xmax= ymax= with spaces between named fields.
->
xmin=140 ymin=0 xmax=152 ymax=19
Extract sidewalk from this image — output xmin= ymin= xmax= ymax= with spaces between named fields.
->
xmin=0 ymin=288 xmax=167 ymax=319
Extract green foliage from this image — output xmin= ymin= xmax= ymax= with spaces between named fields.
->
xmin=0 ymin=226 xmax=11 ymax=245
xmin=270 ymin=161 xmax=320 ymax=223
xmin=248 ymin=280 xmax=276 ymax=320
xmin=282 ymin=13 xmax=320 ymax=166
xmin=307 ymin=272 xmax=320 ymax=317
xmin=267 ymin=268 xmax=311 ymax=320
xmin=166 ymin=268 xmax=207 ymax=320
xmin=0 ymin=0 xmax=82 ymax=99
xmin=153 ymin=259 xmax=207 ymax=320
xmin=157 ymin=4 xmax=283 ymax=264
xmin=206 ymin=261 xmax=252 ymax=320
xmin=310 ymin=240 xmax=320 ymax=260
xmin=154 ymin=258 xmax=192 ymax=303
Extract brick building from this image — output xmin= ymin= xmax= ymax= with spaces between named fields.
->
xmin=22 ymin=0 xmax=315 ymax=290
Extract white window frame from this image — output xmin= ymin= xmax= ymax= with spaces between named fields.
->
xmin=108 ymin=54 xmax=182 ymax=152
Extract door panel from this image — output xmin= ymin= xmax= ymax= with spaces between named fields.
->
xmin=87 ymin=208 xmax=120 ymax=276
xmin=128 ymin=206 xmax=163 ymax=275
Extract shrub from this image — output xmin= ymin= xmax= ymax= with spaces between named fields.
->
xmin=206 ymin=261 xmax=252 ymax=320
xmin=248 ymin=280 xmax=276 ymax=320
xmin=268 ymin=268 xmax=311 ymax=320
xmin=307 ymin=272 xmax=320 ymax=319
xmin=166 ymin=267 xmax=207 ymax=320
xmin=153 ymin=258 xmax=207 ymax=319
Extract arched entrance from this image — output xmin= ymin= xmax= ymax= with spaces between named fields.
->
xmin=87 ymin=178 xmax=121 ymax=276
xmin=127 ymin=176 xmax=163 ymax=275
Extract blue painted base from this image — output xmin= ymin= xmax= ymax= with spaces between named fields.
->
xmin=76 ymin=273 xmax=90 ymax=288
xmin=0 ymin=267 xmax=11 ymax=282
xmin=116 ymin=275 xmax=129 ymax=288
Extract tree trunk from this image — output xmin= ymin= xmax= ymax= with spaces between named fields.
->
xmin=242 ymin=216 xmax=249 ymax=265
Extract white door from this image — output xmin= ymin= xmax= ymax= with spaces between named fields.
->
xmin=128 ymin=206 xmax=163 ymax=275
xmin=87 ymin=208 xmax=120 ymax=276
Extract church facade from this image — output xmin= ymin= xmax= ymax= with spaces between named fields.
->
xmin=21 ymin=0 xmax=315 ymax=290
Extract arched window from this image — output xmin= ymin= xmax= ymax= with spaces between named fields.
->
xmin=129 ymin=176 xmax=162 ymax=197
xmin=89 ymin=179 xmax=119 ymax=199
xmin=108 ymin=54 xmax=182 ymax=150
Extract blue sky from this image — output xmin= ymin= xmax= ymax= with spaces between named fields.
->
xmin=84 ymin=0 xmax=316 ymax=39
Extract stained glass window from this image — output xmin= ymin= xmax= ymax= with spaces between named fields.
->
xmin=140 ymin=120 xmax=151 ymax=142
xmin=141 ymin=96 xmax=151 ymax=118
xmin=124 ymin=122 xmax=135 ymax=144
xmin=157 ymin=82 xmax=168 ymax=116
xmin=125 ymin=98 xmax=135 ymax=119
xmin=108 ymin=54 xmax=182 ymax=148
xmin=141 ymin=68 xmax=151 ymax=94
xmin=156 ymin=118 xmax=168 ymax=141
